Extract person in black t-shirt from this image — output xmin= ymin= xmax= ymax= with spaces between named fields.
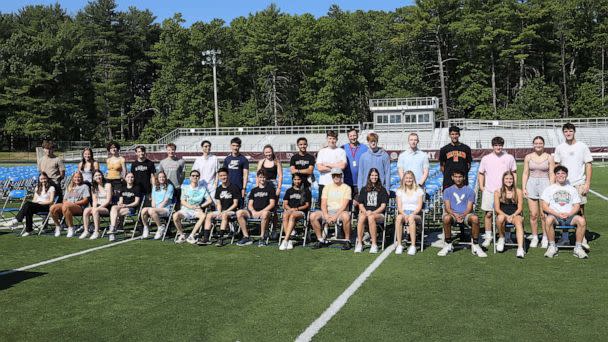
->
xmin=197 ymin=168 xmax=241 ymax=246
xmin=235 ymin=169 xmax=277 ymax=246
xmin=107 ymin=172 xmax=142 ymax=239
xmin=289 ymin=137 xmax=316 ymax=187
xmin=279 ymin=174 xmax=312 ymax=251
xmin=130 ymin=145 xmax=156 ymax=200
xmin=355 ymin=168 xmax=389 ymax=253
xmin=439 ymin=126 xmax=472 ymax=189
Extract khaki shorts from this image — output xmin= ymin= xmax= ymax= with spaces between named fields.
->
xmin=481 ymin=190 xmax=494 ymax=211
xmin=575 ymin=184 xmax=588 ymax=205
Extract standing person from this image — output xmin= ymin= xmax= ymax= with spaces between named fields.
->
xmin=235 ymin=169 xmax=277 ymax=247
xmin=105 ymin=141 xmax=127 ymax=201
xmin=80 ymin=170 xmax=112 ymax=240
xmin=78 ymin=147 xmax=99 ymax=185
xmin=522 ymin=136 xmax=555 ymax=248
xmin=553 ymin=122 xmax=593 ymax=249
xmin=437 ymin=170 xmax=487 ymax=258
xmin=478 ymin=137 xmax=517 ymax=248
xmin=130 ymin=145 xmax=156 ymax=204
xmin=107 ymin=172 xmax=142 ymax=242
xmin=257 ymin=144 xmax=282 ymax=197
xmin=49 ymin=172 xmax=89 ymax=238
xmin=200 ymin=168 xmax=241 ymax=246
xmin=316 ymin=130 xmax=347 ymax=202
xmin=394 ymin=171 xmax=425 ymax=256
xmin=223 ymin=137 xmax=249 ymax=202
xmin=439 ymin=126 xmax=472 ymax=189
xmin=14 ymin=172 xmax=56 ymax=236
xmin=494 ymin=171 xmax=525 ymax=258
xmin=289 ymin=137 xmax=315 ymax=188
xmin=37 ymin=140 xmax=65 ymax=202
xmin=398 ymin=132 xmax=430 ymax=187
xmin=159 ymin=143 xmax=186 ymax=209
xmin=541 ymin=166 xmax=588 ymax=259
xmin=354 ymin=168 xmax=389 ymax=254
xmin=191 ymin=140 xmax=218 ymax=198
xmin=279 ymin=174 xmax=312 ymax=251
xmin=342 ymin=128 xmax=368 ymax=198
xmin=357 ymin=132 xmax=391 ymax=191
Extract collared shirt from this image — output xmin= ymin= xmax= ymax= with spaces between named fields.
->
xmin=397 ymin=148 xmax=429 ymax=185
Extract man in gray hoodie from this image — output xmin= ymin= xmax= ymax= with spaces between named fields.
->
xmin=357 ymin=132 xmax=391 ymax=191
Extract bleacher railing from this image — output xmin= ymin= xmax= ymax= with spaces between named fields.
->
xmin=442 ymin=117 xmax=608 ymax=130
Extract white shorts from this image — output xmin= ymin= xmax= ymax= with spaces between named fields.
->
xmin=178 ymin=208 xmax=200 ymax=220
xmin=481 ymin=190 xmax=494 ymax=212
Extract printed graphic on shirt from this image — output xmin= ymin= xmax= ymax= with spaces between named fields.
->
xmin=553 ymin=190 xmax=572 ymax=207
xmin=446 ymin=150 xmax=467 ymax=162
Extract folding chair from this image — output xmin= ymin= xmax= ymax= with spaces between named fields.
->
xmin=0 ymin=189 xmax=28 ymax=225
xmin=102 ymin=196 xmax=146 ymax=240
xmin=208 ymin=213 xmax=238 ymax=245
xmin=394 ymin=209 xmax=427 ymax=252
xmin=236 ymin=211 xmax=276 ymax=244
xmin=553 ymin=224 xmax=577 ymax=250
xmin=278 ymin=210 xmax=310 ymax=247
xmin=491 ymin=210 xmax=522 ymax=254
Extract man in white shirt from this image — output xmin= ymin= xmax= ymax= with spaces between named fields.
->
xmin=191 ymin=140 xmax=218 ymax=198
xmin=398 ymin=132 xmax=429 ymax=186
xmin=315 ymin=130 xmax=347 ymax=202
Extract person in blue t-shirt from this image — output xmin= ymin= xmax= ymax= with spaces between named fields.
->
xmin=438 ymin=170 xmax=486 ymax=257
xmin=223 ymin=137 xmax=249 ymax=201
xmin=172 ymin=170 xmax=213 ymax=244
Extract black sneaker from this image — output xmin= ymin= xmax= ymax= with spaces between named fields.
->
xmin=236 ymin=236 xmax=253 ymax=246
xmin=215 ymin=237 xmax=225 ymax=247
xmin=197 ymin=237 xmax=211 ymax=246
xmin=341 ymin=241 xmax=352 ymax=251
xmin=312 ymin=240 xmax=327 ymax=249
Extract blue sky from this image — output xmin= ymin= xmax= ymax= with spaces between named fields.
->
xmin=1 ymin=1 xmax=413 ymax=25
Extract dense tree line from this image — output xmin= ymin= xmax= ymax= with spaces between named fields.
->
xmin=0 ymin=0 xmax=606 ymax=146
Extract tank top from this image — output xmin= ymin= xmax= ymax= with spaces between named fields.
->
xmin=107 ymin=157 xmax=123 ymax=180
xmin=81 ymin=163 xmax=94 ymax=183
xmin=261 ymin=161 xmax=278 ymax=180
xmin=529 ymin=157 xmax=549 ymax=178
xmin=500 ymin=201 xmax=518 ymax=215
xmin=95 ymin=185 xmax=109 ymax=207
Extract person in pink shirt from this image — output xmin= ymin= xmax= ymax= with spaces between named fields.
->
xmin=478 ymin=137 xmax=517 ymax=248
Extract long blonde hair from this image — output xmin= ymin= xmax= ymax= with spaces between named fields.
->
xmin=398 ymin=171 xmax=419 ymax=193
xmin=499 ymin=171 xmax=518 ymax=205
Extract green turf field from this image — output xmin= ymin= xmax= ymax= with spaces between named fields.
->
xmin=1 ymin=166 xmax=607 ymax=341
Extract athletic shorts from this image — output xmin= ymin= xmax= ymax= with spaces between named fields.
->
xmin=178 ymin=208 xmax=200 ymax=220
xmin=526 ymin=177 xmax=550 ymax=200
xmin=447 ymin=213 xmax=475 ymax=225
xmin=154 ymin=207 xmax=170 ymax=218
xmin=574 ymin=184 xmax=588 ymax=205
xmin=210 ymin=211 xmax=235 ymax=219
xmin=481 ymin=190 xmax=494 ymax=211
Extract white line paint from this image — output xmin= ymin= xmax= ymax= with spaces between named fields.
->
xmin=295 ymin=244 xmax=395 ymax=342
xmin=589 ymin=189 xmax=608 ymax=201
xmin=0 ymin=237 xmax=141 ymax=277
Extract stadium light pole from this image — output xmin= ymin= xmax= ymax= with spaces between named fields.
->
xmin=202 ymin=49 xmax=221 ymax=134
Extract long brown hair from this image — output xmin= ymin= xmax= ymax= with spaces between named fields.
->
xmin=36 ymin=172 xmax=51 ymax=196
xmin=499 ymin=171 xmax=517 ymax=205
xmin=365 ymin=168 xmax=385 ymax=193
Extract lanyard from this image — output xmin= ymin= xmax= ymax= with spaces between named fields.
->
xmin=348 ymin=144 xmax=359 ymax=159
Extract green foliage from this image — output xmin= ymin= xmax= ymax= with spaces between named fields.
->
xmin=501 ymin=76 xmax=561 ymax=119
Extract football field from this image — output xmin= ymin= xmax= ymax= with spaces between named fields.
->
xmin=1 ymin=166 xmax=608 ymax=341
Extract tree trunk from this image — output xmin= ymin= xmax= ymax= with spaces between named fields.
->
xmin=519 ymin=58 xmax=524 ymax=89
xmin=560 ymin=33 xmax=569 ymax=118
xmin=436 ymin=32 xmax=448 ymax=120
xmin=602 ymin=46 xmax=605 ymax=102
xmin=273 ymin=71 xmax=278 ymax=127
xmin=491 ymin=53 xmax=497 ymax=116
xmin=120 ymin=107 xmax=124 ymax=140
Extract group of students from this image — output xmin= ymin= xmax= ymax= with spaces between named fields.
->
xmin=11 ymin=123 xmax=594 ymax=259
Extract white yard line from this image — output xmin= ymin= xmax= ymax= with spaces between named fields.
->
xmin=0 ymin=237 xmax=141 ymax=277
xmin=589 ymin=189 xmax=608 ymax=201
xmin=295 ymin=244 xmax=395 ymax=342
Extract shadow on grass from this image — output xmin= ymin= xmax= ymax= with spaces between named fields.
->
xmin=0 ymin=270 xmax=47 ymax=291
xmin=587 ymin=231 xmax=600 ymax=242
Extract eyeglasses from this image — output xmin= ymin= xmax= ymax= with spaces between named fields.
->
xmin=191 ymin=175 xmax=200 ymax=178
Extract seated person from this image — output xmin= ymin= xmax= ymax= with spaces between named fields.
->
xmin=81 ymin=170 xmax=112 ymax=240
xmin=15 ymin=172 xmax=56 ymax=236
xmin=173 ymin=170 xmax=213 ymax=244
xmin=355 ymin=168 xmax=388 ymax=254
xmin=541 ymin=165 xmax=587 ymax=259
xmin=50 ymin=172 xmax=89 ymax=238
xmin=199 ymin=167 xmax=241 ymax=246
xmin=309 ymin=168 xmax=352 ymax=250
xmin=494 ymin=171 xmax=525 ymax=258
xmin=394 ymin=171 xmax=424 ymax=256
xmin=438 ymin=170 xmax=487 ymax=257
xmin=235 ymin=169 xmax=277 ymax=247
xmin=279 ymin=173 xmax=312 ymax=251
xmin=107 ymin=172 xmax=142 ymax=242
xmin=141 ymin=171 xmax=174 ymax=239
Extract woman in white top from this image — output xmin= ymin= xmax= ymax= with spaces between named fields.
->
xmin=80 ymin=170 xmax=112 ymax=240
xmin=16 ymin=172 xmax=56 ymax=236
xmin=78 ymin=147 xmax=100 ymax=184
xmin=394 ymin=170 xmax=424 ymax=255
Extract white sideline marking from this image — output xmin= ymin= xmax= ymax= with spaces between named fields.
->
xmin=589 ymin=189 xmax=608 ymax=201
xmin=295 ymin=244 xmax=395 ymax=342
xmin=0 ymin=237 xmax=141 ymax=277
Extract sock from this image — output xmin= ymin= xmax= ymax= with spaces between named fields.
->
xmin=549 ymin=241 xmax=556 ymax=247
xmin=575 ymin=242 xmax=582 ymax=249
xmin=203 ymin=229 xmax=211 ymax=240
xmin=541 ymin=234 xmax=548 ymax=241
xmin=143 ymin=225 xmax=149 ymax=230
xmin=484 ymin=231 xmax=492 ymax=238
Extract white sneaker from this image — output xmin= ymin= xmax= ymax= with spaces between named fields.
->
xmin=496 ymin=237 xmax=505 ymax=252
xmin=21 ymin=231 xmax=31 ymax=237
xmin=544 ymin=245 xmax=558 ymax=258
xmin=175 ymin=234 xmax=186 ymax=244
xmin=66 ymin=227 xmax=74 ymax=238
xmin=431 ymin=239 xmax=445 ymax=248
xmin=395 ymin=244 xmax=404 ymax=255
xmin=154 ymin=225 xmax=165 ymax=240
xmin=581 ymin=238 xmax=590 ymax=251
xmin=529 ymin=236 xmax=539 ymax=248
xmin=3 ymin=218 xmax=18 ymax=227
xmin=573 ymin=247 xmax=589 ymax=259
xmin=369 ymin=244 xmax=379 ymax=254
xmin=142 ymin=227 xmax=150 ymax=239
xmin=354 ymin=242 xmax=363 ymax=253
xmin=481 ymin=233 xmax=492 ymax=248
xmin=54 ymin=227 xmax=61 ymax=237
xmin=540 ymin=236 xmax=549 ymax=249
xmin=472 ymin=244 xmax=487 ymax=258
xmin=108 ymin=234 xmax=116 ymax=242
xmin=186 ymin=235 xmax=197 ymax=244
xmin=407 ymin=245 xmax=416 ymax=256
xmin=516 ymin=247 xmax=525 ymax=259
xmin=287 ymin=240 xmax=294 ymax=250
xmin=79 ymin=231 xmax=89 ymax=240
xmin=437 ymin=243 xmax=453 ymax=256
xmin=279 ymin=240 xmax=288 ymax=251
xmin=89 ymin=232 xmax=99 ymax=240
